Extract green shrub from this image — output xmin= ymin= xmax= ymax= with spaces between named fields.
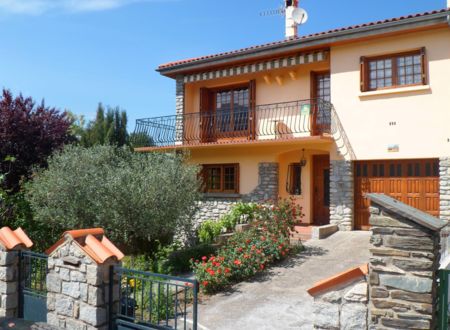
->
xmin=192 ymin=198 xmax=303 ymax=293
xmin=167 ymin=244 xmax=217 ymax=274
xmin=198 ymin=220 xmax=224 ymax=244
xmin=26 ymin=145 xmax=201 ymax=254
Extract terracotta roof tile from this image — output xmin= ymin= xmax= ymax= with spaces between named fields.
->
xmin=46 ymin=228 xmax=124 ymax=264
xmin=0 ymin=227 xmax=33 ymax=250
xmin=307 ymin=264 xmax=368 ymax=297
xmin=159 ymin=9 xmax=448 ymax=70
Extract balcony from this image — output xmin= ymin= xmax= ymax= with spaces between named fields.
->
xmin=132 ymin=99 xmax=335 ymax=149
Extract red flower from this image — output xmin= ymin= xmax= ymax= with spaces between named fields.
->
xmin=202 ymin=281 xmax=209 ymax=287
xmin=208 ymin=270 xmax=215 ymax=276
xmin=201 ymin=256 xmax=207 ymax=261
xmin=260 ymin=264 xmax=265 ymax=270
xmin=234 ymin=259 xmax=241 ymax=266
xmin=225 ymin=268 xmax=231 ymax=273
xmin=238 ymin=247 xmax=243 ymax=252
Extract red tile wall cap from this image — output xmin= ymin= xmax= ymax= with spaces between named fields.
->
xmin=159 ymin=9 xmax=449 ymax=70
xmin=45 ymin=228 xmax=124 ymax=264
xmin=0 ymin=227 xmax=33 ymax=251
xmin=307 ymin=264 xmax=368 ymax=297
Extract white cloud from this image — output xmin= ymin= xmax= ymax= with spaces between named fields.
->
xmin=0 ymin=0 xmax=162 ymax=15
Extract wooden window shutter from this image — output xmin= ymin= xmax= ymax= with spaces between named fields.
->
xmin=200 ymin=88 xmax=211 ymax=114
xmin=249 ymin=79 xmax=256 ymax=140
xmin=360 ymin=56 xmax=366 ymax=92
xmin=420 ymin=47 xmax=427 ymax=85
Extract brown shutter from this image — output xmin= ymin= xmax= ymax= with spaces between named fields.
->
xmin=200 ymin=88 xmax=213 ymax=142
xmin=249 ymin=79 xmax=256 ymax=140
xmin=420 ymin=47 xmax=427 ymax=85
xmin=360 ymin=56 xmax=366 ymax=92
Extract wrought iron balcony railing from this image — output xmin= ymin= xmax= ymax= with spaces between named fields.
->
xmin=132 ymin=99 xmax=335 ymax=148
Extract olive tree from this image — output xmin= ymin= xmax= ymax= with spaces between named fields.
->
xmin=26 ymin=145 xmax=201 ymax=253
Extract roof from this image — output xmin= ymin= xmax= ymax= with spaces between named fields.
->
xmin=0 ymin=227 xmax=33 ymax=250
xmin=367 ymin=193 xmax=447 ymax=231
xmin=46 ymin=228 xmax=124 ymax=264
xmin=307 ymin=264 xmax=368 ymax=297
xmin=158 ymin=8 xmax=449 ymax=75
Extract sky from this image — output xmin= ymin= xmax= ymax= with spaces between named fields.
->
xmin=0 ymin=0 xmax=445 ymax=130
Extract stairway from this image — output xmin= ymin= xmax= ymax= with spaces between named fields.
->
xmin=290 ymin=225 xmax=312 ymax=246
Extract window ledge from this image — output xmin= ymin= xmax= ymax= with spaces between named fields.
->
xmin=359 ymin=85 xmax=430 ymax=98
xmin=202 ymin=193 xmax=242 ymax=199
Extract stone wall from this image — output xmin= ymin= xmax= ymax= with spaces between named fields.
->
xmin=47 ymin=239 xmax=119 ymax=329
xmin=440 ymin=157 xmax=450 ymax=222
xmin=0 ymin=249 xmax=19 ymax=318
xmin=313 ymin=280 xmax=368 ymax=330
xmin=194 ymin=162 xmax=279 ymax=226
xmin=368 ymin=203 xmax=441 ymax=329
xmin=175 ymin=75 xmax=184 ymax=143
xmin=330 ymin=160 xmax=354 ymax=231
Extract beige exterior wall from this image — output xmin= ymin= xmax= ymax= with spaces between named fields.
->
xmin=331 ymin=27 xmax=450 ymax=160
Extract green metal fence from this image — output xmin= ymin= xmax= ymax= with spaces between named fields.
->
xmin=438 ymin=269 xmax=450 ymax=329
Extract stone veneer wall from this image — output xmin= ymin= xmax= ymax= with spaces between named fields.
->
xmin=47 ymin=240 xmax=120 ymax=329
xmin=0 ymin=248 xmax=19 ymax=318
xmin=440 ymin=157 xmax=450 ymax=222
xmin=175 ymin=75 xmax=184 ymax=143
xmin=330 ymin=160 xmax=354 ymax=231
xmin=194 ymin=163 xmax=279 ymax=225
xmin=368 ymin=204 xmax=440 ymax=329
xmin=313 ymin=280 xmax=368 ymax=329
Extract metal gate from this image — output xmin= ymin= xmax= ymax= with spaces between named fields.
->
xmin=109 ymin=266 xmax=198 ymax=330
xmin=438 ymin=269 xmax=450 ymax=329
xmin=18 ymin=251 xmax=48 ymax=322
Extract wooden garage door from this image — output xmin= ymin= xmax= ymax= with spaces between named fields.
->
xmin=354 ymin=159 xmax=439 ymax=230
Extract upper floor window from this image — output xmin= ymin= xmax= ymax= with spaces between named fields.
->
xmin=215 ymin=86 xmax=250 ymax=132
xmin=360 ymin=48 xmax=426 ymax=92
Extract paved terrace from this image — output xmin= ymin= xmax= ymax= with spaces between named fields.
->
xmin=197 ymin=231 xmax=371 ymax=330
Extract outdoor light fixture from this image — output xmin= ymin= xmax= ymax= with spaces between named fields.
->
xmin=299 ymin=148 xmax=307 ymax=167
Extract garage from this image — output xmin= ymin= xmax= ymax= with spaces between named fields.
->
xmin=354 ymin=159 xmax=439 ymax=230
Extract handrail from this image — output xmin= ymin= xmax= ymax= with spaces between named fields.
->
xmin=330 ymin=105 xmax=356 ymax=160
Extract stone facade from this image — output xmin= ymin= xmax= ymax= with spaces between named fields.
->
xmin=194 ymin=162 xmax=279 ymax=225
xmin=313 ymin=280 xmax=368 ymax=330
xmin=0 ymin=249 xmax=19 ymax=318
xmin=330 ymin=160 xmax=354 ymax=231
xmin=368 ymin=203 xmax=441 ymax=330
xmin=47 ymin=239 xmax=120 ymax=329
xmin=175 ymin=75 xmax=184 ymax=143
xmin=440 ymin=157 xmax=450 ymax=222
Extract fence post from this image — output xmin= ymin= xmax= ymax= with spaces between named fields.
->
xmin=0 ymin=227 xmax=33 ymax=318
xmin=45 ymin=228 xmax=123 ymax=329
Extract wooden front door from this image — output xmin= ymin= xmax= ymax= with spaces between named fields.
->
xmin=313 ymin=155 xmax=330 ymax=226
xmin=354 ymin=159 xmax=440 ymax=230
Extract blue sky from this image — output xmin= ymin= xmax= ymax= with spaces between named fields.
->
xmin=0 ymin=0 xmax=445 ymax=130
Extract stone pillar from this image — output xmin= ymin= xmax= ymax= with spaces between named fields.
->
xmin=46 ymin=230 xmax=123 ymax=329
xmin=440 ymin=157 xmax=450 ymax=222
xmin=368 ymin=195 xmax=444 ymax=329
xmin=330 ymin=160 xmax=354 ymax=231
xmin=0 ymin=248 xmax=19 ymax=318
xmin=245 ymin=162 xmax=279 ymax=202
xmin=175 ymin=75 xmax=185 ymax=144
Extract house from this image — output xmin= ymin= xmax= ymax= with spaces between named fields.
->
xmin=134 ymin=2 xmax=450 ymax=231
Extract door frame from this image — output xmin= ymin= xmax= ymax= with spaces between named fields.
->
xmin=312 ymin=154 xmax=331 ymax=226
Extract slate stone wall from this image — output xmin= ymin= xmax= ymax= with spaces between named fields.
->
xmin=0 ymin=249 xmax=19 ymax=318
xmin=47 ymin=240 xmax=120 ymax=329
xmin=194 ymin=162 xmax=279 ymax=225
xmin=368 ymin=204 xmax=440 ymax=329
xmin=313 ymin=280 xmax=368 ymax=330
xmin=330 ymin=160 xmax=353 ymax=231
xmin=440 ymin=157 xmax=450 ymax=222
xmin=175 ymin=76 xmax=184 ymax=143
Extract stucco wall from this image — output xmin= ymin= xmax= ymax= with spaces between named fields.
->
xmin=331 ymin=27 xmax=450 ymax=160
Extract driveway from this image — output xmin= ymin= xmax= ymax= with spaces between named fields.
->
xmin=197 ymin=231 xmax=371 ymax=330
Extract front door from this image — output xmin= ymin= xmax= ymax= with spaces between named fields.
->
xmin=313 ymin=155 xmax=330 ymax=226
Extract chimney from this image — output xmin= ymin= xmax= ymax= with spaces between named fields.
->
xmin=285 ymin=0 xmax=299 ymax=39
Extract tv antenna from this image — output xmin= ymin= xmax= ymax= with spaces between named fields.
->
xmin=260 ymin=1 xmax=309 ymax=39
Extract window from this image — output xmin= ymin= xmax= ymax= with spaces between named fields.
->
xmin=360 ymin=48 xmax=426 ymax=92
xmin=215 ymin=86 xmax=249 ymax=133
xmin=286 ymin=163 xmax=302 ymax=195
xmin=201 ymin=164 xmax=239 ymax=193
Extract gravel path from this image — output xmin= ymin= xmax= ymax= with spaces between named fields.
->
xmin=197 ymin=231 xmax=371 ymax=330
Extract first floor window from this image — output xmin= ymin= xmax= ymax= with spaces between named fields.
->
xmin=202 ymin=164 xmax=239 ymax=193
xmin=361 ymin=48 xmax=426 ymax=92
xmin=286 ymin=163 xmax=302 ymax=195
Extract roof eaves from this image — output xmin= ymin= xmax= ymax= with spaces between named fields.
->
xmin=157 ymin=9 xmax=449 ymax=76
